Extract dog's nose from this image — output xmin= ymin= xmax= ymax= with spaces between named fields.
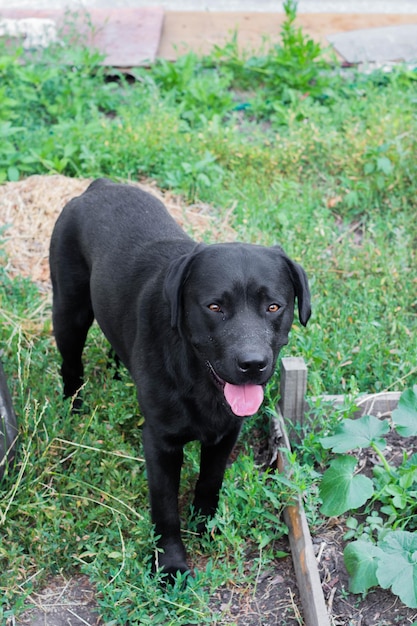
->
xmin=237 ymin=353 xmax=268 ymax=375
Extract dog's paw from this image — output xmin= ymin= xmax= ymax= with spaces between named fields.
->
xmin=162 ymin=565 xmax=192 ymax=588
xmin=152 ymin=544 xmax=191 ymax=586
xmin=195 ymin=518 xmax=209 ymax=537
xmin=70 ymin=397 xmax=84 ymax=414
xmin=154 ymin=558 xmax=192 ymax=587
xmin=64 ymin=391 xmax=85 ymax=414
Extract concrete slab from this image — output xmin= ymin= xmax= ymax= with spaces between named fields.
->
xmin=0 ymin=7 xmax=164 ymax=65
xmin=328 ymin=23 xmax=417 ymax=62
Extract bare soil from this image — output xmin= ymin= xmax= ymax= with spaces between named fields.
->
xmin=15 ymin=576 xmax=101 ymax=626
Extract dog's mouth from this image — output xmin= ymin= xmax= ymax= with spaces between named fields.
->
xmin=206 ymin=361 xmax=264 ymax=418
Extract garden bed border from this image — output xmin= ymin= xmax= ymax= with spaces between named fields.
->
xmin=273 ymin=356 xmax=400 ymax=626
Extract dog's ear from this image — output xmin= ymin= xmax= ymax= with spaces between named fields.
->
xmin=164 ymin=243 xmax=205 ymax=331
xmin=274 ymin=246 xmax=311 ymax=327
xmin=290 ymin=260 xmax=312 ymax=327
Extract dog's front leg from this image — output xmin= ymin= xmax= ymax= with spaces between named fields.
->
xmin=142 ymin=424 xmax=189 ymax=578
xmin=193 ymin=425 xmax=241 ymax=533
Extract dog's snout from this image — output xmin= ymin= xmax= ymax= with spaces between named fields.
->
xmin=237 ymin=353 xmax=268 ymax=375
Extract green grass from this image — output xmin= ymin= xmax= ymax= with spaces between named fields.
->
xmin=1 ymin=4 xmax=417 ymax=623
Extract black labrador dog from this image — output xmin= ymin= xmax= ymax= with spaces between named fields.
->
xmin=49 ymin=178 xmax=311 ymax=578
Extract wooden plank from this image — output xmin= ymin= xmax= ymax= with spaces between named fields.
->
xmin=273 ymin=356 xmax=330 ymax=626
xmin=279 ymin=356 xmax=307 ymax=429
xmin=158 ymin=12 xmax=416 ymax=61
xmin=319 ymin=391 xmax=401 ymax=418
xmin=0 ymin=360 xmax=18 ymax=479
xmin=0 ymin=8 xmax=164 ymax=65
xmin=273 ymin=410 xmax=330 ymax=626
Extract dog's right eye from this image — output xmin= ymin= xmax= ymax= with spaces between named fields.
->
xmin=208 ymin=303 xmax=222 ymax=313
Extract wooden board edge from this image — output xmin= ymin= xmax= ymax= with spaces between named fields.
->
xmin=273 ymin=409 xmax=331 ymax=626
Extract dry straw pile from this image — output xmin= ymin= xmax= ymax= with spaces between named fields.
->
xmin=0 ymin=175 xmax=234 ymax=290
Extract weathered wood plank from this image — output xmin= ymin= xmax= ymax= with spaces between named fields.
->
xmin=0 ymin=360 xmax=18 ymax=480
xmin=273 ymin=410 xmax=330 ymax=626
xmin=273 ymin=357 xmax=330 ymax=625
xmin=319 ymin=392 xmax=401 ymax=418
xmin=278 ymin=357 xmax=307 ymax=428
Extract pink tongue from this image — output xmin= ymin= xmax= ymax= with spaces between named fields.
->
xmin=224 ymin=383 xmax=264 ymax=417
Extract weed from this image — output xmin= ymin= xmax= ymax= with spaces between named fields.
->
xmin=137 ymin=53 xmax=234 ymax=127
xmin=207 ymin=0 xmax=336 ymax=120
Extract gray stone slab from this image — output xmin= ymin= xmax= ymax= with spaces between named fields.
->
xmin=328 ymin=23 xmax=417 ymax=62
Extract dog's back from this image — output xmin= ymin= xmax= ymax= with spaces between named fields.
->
xmin=50 ymin=178 xmax=191 ymax=265
xmin=49 ymin=178 xmax=195 ymax=380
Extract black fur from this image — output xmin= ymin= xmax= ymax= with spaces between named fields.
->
xmin=49 ymin=178 xmax=311 ymax=577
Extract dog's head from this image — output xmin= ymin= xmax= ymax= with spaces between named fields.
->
xmin=164 ymin=242 xmax=311 ymax=417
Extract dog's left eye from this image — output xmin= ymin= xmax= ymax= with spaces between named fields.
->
xmin=268 ymin=303 xmax=280 ymax=313
xmin=208 ymin=303 xmax=222 ymax=313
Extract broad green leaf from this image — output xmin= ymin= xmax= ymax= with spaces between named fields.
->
xmin=319 ymin=455 xmax=374 ymax=517
xmin=376 ymin=155 xmax=393 ymax=175
xmin=344 ymin=540 xmax=383 ymax=594
xmin=400 ymin=454 xmax=417 ymax=488
xmin=320 ymin=414 xmax=389 ymax=453
xmin=405 ymin=453 xmax=417 ymax=469
xmin=364 ymin=161 xmax=375 ymax=175
xmin=392 ymin=385 xmax=417 ymax=437
xmin=376 ymin=530 xmax=417 ymax=608
xmin=7 ymin=166 xmax=19 ymax=182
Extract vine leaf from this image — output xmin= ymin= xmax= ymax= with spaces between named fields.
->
xmin=319 ymin=455 xmax=374 ymax=517
xmin=391 ymin=385 xmax=417 ymax=437
xmin=344 ymin=540 xmax=383 ymax=594
xmin=376 ymin=531 xmax=417 ymax=609
xmin=320 ymin=414 xmax=389 ymax=453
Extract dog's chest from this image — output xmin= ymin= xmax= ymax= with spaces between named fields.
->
xmin=179 ymin=392 xmax=240 ymax=446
